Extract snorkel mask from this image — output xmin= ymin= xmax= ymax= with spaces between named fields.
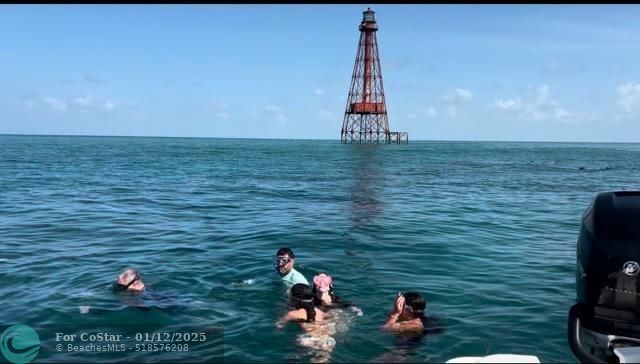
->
xmin=401 ymin=292 xmax=426 ymax=316
xmin=115 ymin=271 xmax=141 ymax=291
xmin=291 ymin=294 xmax=314 ymax=306
xmin=273 ymin=255 xmax=291 ymax=275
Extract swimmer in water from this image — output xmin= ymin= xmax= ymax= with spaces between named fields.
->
xmin=274 ymin=248 xmax=309 ymax=289
xmin=277 ymin=283 xmax=327 ymax=327
xmin=312 ymin=273 xmax=362 ymax=315
xmin=312 ymin=273 xmax=342 ymax=308
xmin=381 ymin=291 xmax=427 ymax=334
xmin=115 ymin=269 xmax=145 ymax=292
xmin=375 ymin=292 xmax=444 ymax=363
xmin=276 ymin=283 xmax=336 ymax=362
xmin=79 ymin=270 xmax=188 ymax=315
xmin=80 ymin=269 xmax=145 ymax=314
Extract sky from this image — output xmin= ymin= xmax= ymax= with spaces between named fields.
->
xmin=2 ymin=4 xmax=640 ymax=142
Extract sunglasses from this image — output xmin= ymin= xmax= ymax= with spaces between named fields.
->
xmin=116 ymin=272 xmax=141 ymax=291
xmin=273 ymin=256 xmax=291 ymax=267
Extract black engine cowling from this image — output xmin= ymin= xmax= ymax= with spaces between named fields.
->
xmin=569 ymin=191 xmax=640 ymax=363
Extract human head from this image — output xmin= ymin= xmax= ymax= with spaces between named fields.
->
xmin=290 ymin=283 xmax=314 ymax=303
xmin=290 ymin=283 xmax=316 ymax=321
xmin=116 ymin=269 xmax=145 ymax=292
xmin=312 ymin=273 xmax=333 ymax=298
xmin=401 ymin=291 xmax=426 ymax=320
xmin=274 ymin=248 xmax=296 ymax=276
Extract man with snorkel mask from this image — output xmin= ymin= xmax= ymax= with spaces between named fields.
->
xmin=274 ymin=247 xmax=309 ymax=289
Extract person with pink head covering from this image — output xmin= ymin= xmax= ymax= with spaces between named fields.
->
xmin=312 ymin=273 xmax=335 ymax=306
xmin=311 ymin=273 xmax=362 ymax=316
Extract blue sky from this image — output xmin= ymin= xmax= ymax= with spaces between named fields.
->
xmin=2 ymin=5 xmax=640 ymax=142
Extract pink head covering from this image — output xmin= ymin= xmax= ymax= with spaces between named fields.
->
xmin=313 ymin=273 xmax=333 ymax=293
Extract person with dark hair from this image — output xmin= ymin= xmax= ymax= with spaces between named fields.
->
xmin=381 ymin=291 xmax=428 ymax=333
xmin=374 ymin=292 xmax=445 ymax=363
xmin=276 ymin=283 xmax=326 ymax=327
xmin=274 ymin=247 xmax=309 ymax=288
xmin=276 ymin=283 xmax=336 ymax=362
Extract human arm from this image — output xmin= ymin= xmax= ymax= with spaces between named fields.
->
xmin=381 ymin=293 xmax=404 ymax=332
xmin=276 ymin=309 xmax=306 ymax=329
xmin=381 ymin=312 xmax=402 ymax=331
xmin=382 ymin=316 xmax=425 ymax=334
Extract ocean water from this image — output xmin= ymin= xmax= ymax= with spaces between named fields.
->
xmin=2 ymin=135 xmax=640 ymax=363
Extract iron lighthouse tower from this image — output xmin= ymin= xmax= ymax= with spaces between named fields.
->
xmin=340 ymin=8 xmax=408 ymax=144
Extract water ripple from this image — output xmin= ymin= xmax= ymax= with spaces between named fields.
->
xmin=3 ymin=136 xmax=640 ymax=362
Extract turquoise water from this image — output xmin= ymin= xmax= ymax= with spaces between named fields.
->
xmin=2 ymin=135 xmax=640 ymax=363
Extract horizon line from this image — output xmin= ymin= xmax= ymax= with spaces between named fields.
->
xmin=1 ymin=133 xmax=638 ymax=144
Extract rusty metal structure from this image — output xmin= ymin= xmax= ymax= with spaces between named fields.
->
xmin=341 ymin=8 xmax=408 ymax=144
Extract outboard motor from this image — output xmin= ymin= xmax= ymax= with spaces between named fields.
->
xmin=568 ymin=191 xmax=640 ymax=363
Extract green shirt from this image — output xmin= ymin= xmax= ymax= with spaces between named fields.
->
xmin=281 ymin=267 xmax=309 ymax=288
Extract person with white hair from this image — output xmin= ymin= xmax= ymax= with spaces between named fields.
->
xmin=115 ymin=268 xmax=145 ymax=292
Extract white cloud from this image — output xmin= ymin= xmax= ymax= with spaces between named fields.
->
xmin=22 ymin=100 xmax=36 ymax=110
xmin=208 ymin=101 xmax=230 ymax=119
xmin=442 ymin=88 xmax=473 ymax=104
xmin=71 ymin=96 xmax=116 ymax=112
xmin=408 ymin=107 xmax=437 ymax=120
xmin=536 ymin=84 xmax=549 ymax=103
xmin=490 ymin=98 xmax=523 ymax=111
xmin=524 ymin=85 xmax=570 ymax=121
xmin=32 ymin=95 xmax=117 ymax=113
xmin=617 ymin=83 xmax=640 ymax=113
xmin=43 ymin=96 xmax=67 ymax=112
xmin=264 ymin=104 xmax=287 ymax=124
xmin=103 ymin=100 xmax=115 ymax=111
xmin=71 ymin=96 xmax=94 ymax=107
xmin=441 ymin=88 xmax=473 ymax=118
xmin=313 ymin=87 xmax=325 ymax=96
xmin=489 ymin=84 xmax=571 ymax=122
